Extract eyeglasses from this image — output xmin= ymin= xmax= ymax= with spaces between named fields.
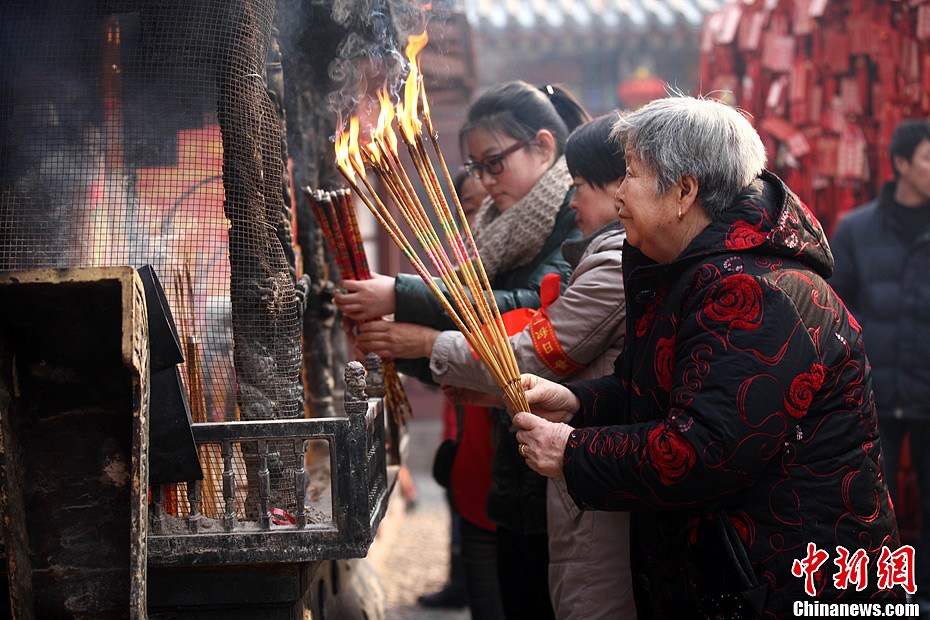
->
xmin=463 ymin=141 xmax=528 ymax=179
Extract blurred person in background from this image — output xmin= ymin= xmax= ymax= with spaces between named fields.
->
xmin=455 ymin=171 xmax=489 ymax=221
xmin=830 ymin=118 xmax=930 ymax=615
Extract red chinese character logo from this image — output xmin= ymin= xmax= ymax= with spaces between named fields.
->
xmin=792 ymin=542 xmax=830 ymax=596
xmin=876 ymin=545 xmax=916 ymax=594
xmin=833 ymin=546 xmax=870 ymax=591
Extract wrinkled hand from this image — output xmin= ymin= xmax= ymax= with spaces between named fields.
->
xmin=332 ymin=273 xmax=396 ymax=321
xmin=513 ymin=412 xmax=573 ymax=479
xmin=355 ymin=320 xmax=439 ymax=360
xmin=441 ymin=384 xmax=505 ymax=409
xmin=520 ymin=374 xmax=580 ymax=423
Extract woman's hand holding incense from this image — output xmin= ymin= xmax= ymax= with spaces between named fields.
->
xmin=441 ymin=385 xmax=506 ymax=409
xmin=333 ymin=273 xmax=396 ymax=320
xmin=519 ymin=373 xmax=580 ymax=424
xmin=356 ymin=320 xmax=439 ymax=360
xmin=513 ymin=412 xmax=573 ymax=479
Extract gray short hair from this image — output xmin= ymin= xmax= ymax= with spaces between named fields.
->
xmin=610 ymin=96 xmax=767 ymax=219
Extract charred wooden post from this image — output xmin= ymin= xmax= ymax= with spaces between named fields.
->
xmin=266 ymin=24 xmax=315 ymax=423
xmin=342 ymin=361 xmax=371 ymax=539
xmin=214 ymin=0 xmax=303 ymax=517
xmin=151 ymin=485 xmax=167 ymax=535
xmin=258 ymin=440 xmax=273 ymax=530
xmin=265 ymin=27 xmax=299 ymax=286
xmin=187 ymin=480 xmax=203 ymax=534
xmin=360 ymin=357 xmax=388 ymax=512
xmin=284 ymin=61 xmax=341 ymax=420
xmin=221 ymin=440 xmax=238 ymax=532
xmin=294 ymin=438 xmax=309 ymax=529
xmin=215 ymin=0 xmax=302 ymax=423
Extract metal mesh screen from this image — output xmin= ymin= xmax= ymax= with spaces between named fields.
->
xmin=0 ymin=0 xmax=303 ymax=517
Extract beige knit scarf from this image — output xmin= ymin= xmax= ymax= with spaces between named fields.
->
xmin=470 ymin=156 xmax=572 ymax=281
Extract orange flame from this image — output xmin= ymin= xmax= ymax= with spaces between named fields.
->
xmin=375 ymin=87 xmax=398 ymax=155
xmin=347 ymin=116 xmax=365 ymax=176
xmin=334 ymin=115 xmax=366 ymax=182
xmin=398 ymin=30 xmax=429 ymax=144
xmin=334 ymin=119 xmax=354 ymax=182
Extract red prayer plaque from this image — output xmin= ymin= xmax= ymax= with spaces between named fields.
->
xmin=919 ymin=6 xmax=930 ymax=41
xmin=761 ymin=34 xmax=796 ymax=73
xmin=793 ymin=0 xmax=814 ymax=35
xmin=837 ymin=127 xmax=869 ymax=182
xmin=809 ymin=0 xmax=829 ymax=18
xmin=840 ymin=78 xmax=862 ymax=116
xmin=823 ymin=30 xmax=850 ymax=74
xmin=808 ymin=84 xmax=824 ymax=126
xmin=790 ymin=59 xmax=809 ymax=103
xmin=848 ymin=18 xmax=870 ymax=56
xmin=738 ymin=11 xmax=766 ymax=51
xmin=815 ymin=135 xmax=839 ymax=178
xmin=715 ymin=3 xmax=742 ymax=45
xmin=766 ymin=76 xmax=788 ymax=110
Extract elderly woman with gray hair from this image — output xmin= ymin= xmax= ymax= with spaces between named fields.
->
xmin=512 ymin=96 xmax=904 ymax=617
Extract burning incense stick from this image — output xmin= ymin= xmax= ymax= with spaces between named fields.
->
xmin=331 ymin=32 xmax=529 ymax=412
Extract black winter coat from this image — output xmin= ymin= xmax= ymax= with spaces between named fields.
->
xmin=830 ymin=181 xmax=930 ymax=421
xmin=564 ymin=172 xmax=902 ymax=617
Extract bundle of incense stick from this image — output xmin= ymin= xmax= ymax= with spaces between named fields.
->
xmin=304 ymin=186 xmax=413 ymax=424
xmin=172 ymin=261 xmax=224 ymax=519
xmin=331 ymin=32 xmax=529 ymax=413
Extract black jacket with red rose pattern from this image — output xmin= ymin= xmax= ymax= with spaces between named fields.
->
xmin=563 ymin=172 xmax=902 ymax=617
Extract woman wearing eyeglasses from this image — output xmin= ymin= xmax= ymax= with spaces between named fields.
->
xmin=335 ymin=81 xmax=588 ymax=620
